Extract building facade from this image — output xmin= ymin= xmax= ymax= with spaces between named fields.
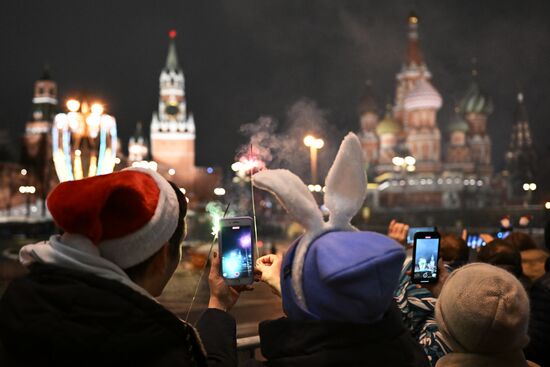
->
xmin=359 ymin=13 xmax=495 ymax=209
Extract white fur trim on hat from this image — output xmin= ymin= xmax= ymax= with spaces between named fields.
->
xmin=99 ymin=167 xmax=180 ymax=269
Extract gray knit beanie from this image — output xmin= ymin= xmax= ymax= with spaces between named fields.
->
xmin=435 ymin=263 xmax=529 ymax=354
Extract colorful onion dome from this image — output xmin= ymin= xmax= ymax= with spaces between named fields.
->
xmin=448 ymin=109 xmax=469 ymax=133
xmin=403 ymin=79 xmax=442 ymax=111
xmin=459 ymin=81 xmax=493 ymax=115
xmin=376 ymin=106 xmax=402 ymax=135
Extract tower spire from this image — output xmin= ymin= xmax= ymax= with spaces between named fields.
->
xmin=406 ymin=11 xmax=423 ymax=66
xmin=165 ymin=29 xmax=180 ymax=71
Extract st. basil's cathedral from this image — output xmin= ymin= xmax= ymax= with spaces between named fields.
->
xmin=357 ymin=12 xmax=534 ymax=209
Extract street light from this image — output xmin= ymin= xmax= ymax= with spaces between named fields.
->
xmin=392 ymin=155 xmax=416 ymax=173
xmin=303 ymin=135 xmax=324 ymax=184
xmin=19 ymin=185 xmax=36 ymax=217
xmin=52 ymin=99 xmax=118 ymax=182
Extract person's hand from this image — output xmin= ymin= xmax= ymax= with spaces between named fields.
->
xmin=255 ymin=254 xmax=282 ymax=297
xmin=388 ymin=219 xmax=410 ymax=246
xmin=409 ymin=259 xmax=450 ymax=298
xmin=480 ymin=233 xmax=494 ymax=244
xmin=208 ymin=251 xmax=253 ymax=312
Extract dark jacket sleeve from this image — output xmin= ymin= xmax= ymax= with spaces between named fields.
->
xmin=196 ymin=308 xmax=238 ymax=367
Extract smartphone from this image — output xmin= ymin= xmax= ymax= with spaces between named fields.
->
xmin=407 ymin=226 xmax=437 ymax=245
xmin=218 ymin=216 xmax=255 ymax=286
xmin=412 ymin=231 xmax=440 ymax=284
xmin=467 ymin=234 xmax=486 ymax=249
xmin=495 ymin=230 xmax=511 ymax=240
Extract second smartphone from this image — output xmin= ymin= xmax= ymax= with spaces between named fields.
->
xmin=412 ymin=231 xmax=441 ymax=284
xmin=218 ymin=216 xmax=255 ymax=286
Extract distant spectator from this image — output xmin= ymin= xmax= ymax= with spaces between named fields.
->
xmin=440 ymin=233 xmax=468 ymax=268
xmin=505 ymin=231 xmax=538 ymax=251
xmin=504 ymin=232 xmax=548 ymax=282
xmin=524 ymin=256 xmax=550 ymax=367
xmin=477 ymin=240 xmax=522 ymax=276
xmin=435 ymin=263 xmax=538 ymax=367
xmin=520 ymin=249 xmax=549 ymax=282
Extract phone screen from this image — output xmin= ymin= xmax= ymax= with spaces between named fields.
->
xmin=496 ymin=231 xmax=511 ymax=240
xmin=407 ymin=226 xmax=436 ymax=245
xmin=413 ymin=234 xmax=440 ymax=283
xmin=220 ymin=225 xmax=254 ymax=280
xmin=467 ymin=234 xmax=486 ymax=248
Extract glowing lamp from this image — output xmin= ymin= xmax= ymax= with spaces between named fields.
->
xmin=214 ymin=187 xmax=226 ymax=196
xmin=169 ymin=29 xmax=177 ymax=39
xmin=404 ymin=156 xmax=416 ymax=166
xmin=91 ymin=103 xmax=104 ymax=115
xmin=392 ymin=156 xmax=405 ymax=166
xmin=52 ymin=98 xmax=118 ymax=182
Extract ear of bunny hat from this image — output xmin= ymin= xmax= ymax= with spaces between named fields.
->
xmin=253 ymin=132 xmax=405 ymax=322
xmin=324 ymin=132 xmax=367 ymax=229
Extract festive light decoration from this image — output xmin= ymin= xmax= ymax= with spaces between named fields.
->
xmin=52 ymin=99 xmax=117 ymax=182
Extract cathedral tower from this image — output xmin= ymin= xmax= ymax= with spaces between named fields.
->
xmin=357 ymin=80 xmax=380 ymax=176
xmin=394 ymin=12 xmax=433 ymax=125
xmin=459 ymin=66 xmax=493 ymax=174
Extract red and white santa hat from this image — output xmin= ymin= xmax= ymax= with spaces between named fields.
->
xmin=46 ymin=167 xmax=180 ymax=269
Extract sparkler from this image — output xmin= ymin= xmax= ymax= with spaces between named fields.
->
xmin=185 ymin=203 xmax=230 ymax=322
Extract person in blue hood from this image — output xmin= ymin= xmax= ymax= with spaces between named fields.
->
xmin=251 ymin=133 xmax=430 ymax=367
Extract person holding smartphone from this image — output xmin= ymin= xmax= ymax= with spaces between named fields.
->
xmin=0 ymin=168 xmax=246 ymax=366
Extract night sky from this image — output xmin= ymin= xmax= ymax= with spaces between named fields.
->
xmin=1 ymin=1 xmax=550 ymax=180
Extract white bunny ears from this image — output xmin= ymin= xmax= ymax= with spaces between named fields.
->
xmin=253 ymin=132 xmax=367 ymax=310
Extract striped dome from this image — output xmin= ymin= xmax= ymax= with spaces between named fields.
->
xmin=459 ymin=81 xmax=493 ymax=115
xmin=403 ymin=79 xmax=442 ymax=111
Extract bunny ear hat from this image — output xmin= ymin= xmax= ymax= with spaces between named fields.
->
xmin=253 ymin=133 xmax=405 ymax=323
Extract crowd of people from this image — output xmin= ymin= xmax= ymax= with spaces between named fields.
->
xmin=0 ymin=133 xmax=548 ymax=366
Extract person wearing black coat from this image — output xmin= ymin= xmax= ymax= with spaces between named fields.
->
xmin=254 ymin=303 xmax=429 ymax=367
xmin=0 ymin=262 xmax=236 ymax=367
xmin=0 ymin=169 xmax=246 ymax=366
xmin=524 ymin=257 xmax=550 ymax=367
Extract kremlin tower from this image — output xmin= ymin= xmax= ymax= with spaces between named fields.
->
xmin=505 ymin=92 xmax=537 ymax=199
xmin=147 ymin=30 xmax=219 ymax=202
xmin=150 ymin=30 xmax=196 ymax=189
xmin=21 ymin=66 xmax=58 ymax=212
xmin=128 ymin=122 xmax=148 ymax=163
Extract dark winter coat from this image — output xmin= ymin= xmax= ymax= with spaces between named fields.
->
xmin=524 ymin=271 xmax=550 ymax=367
xmin=251 ymin=303 xmax=430 ymax=367
xmin=0 ymin=264 xmax=236 ymax=367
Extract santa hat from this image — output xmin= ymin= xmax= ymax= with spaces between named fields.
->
xmin=46 ymin=167 xmax=180 ymax=269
